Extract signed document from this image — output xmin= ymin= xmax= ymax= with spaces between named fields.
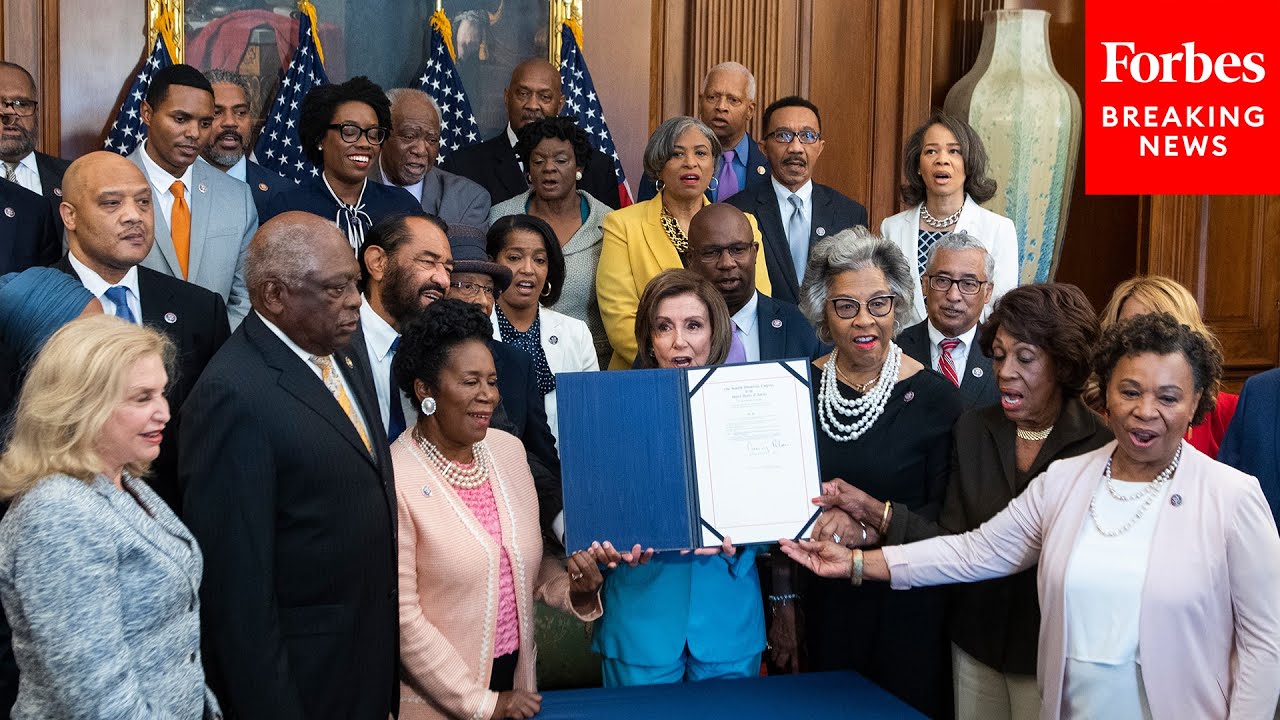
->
xmin=688 ymin=360 xmax=822 ymax=545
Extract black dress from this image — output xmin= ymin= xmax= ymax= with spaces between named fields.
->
xmin=802 ymin=365 xmax=962 ymax=719
xmin=260 ymin=176 xmax=421 ymax=252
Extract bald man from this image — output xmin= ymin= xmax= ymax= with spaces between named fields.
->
xmin=442 ymin=58 xmax=623 ymax=208
xmin=54 ymin=151 xmax=229 ymax=508
xmin=180 ymin=212 xmax=396 ymax=720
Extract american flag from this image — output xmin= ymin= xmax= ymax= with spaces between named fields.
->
xmin=415 ymin=10 xmax=480 ymax=165
xmin=253 ymin=7 xmax=329 ymax=183
xmin=559 ymin=21 xmax=633 ymax=206
xmin=104 ymin=34 xmax=174 ymax=156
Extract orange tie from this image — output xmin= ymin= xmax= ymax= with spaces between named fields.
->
xmin=170 ymin=181 xmax=191 ymax=278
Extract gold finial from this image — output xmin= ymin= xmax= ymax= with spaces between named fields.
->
xmin=147 ymin=0 xmax=184 ymax=63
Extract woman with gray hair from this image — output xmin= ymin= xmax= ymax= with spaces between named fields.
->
xmin=595 ymin=116 xmax=773 ymax=369
xmin=771 ymin=226 xmax=962 ymax=717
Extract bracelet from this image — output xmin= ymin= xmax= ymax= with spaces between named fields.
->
xmin=878 ymin=501 xmax=892 ymax=536
xmin=850 ymin=549 xmax=864 ymax=587
xmin=767 ymin=593 xmax=800 ymax=606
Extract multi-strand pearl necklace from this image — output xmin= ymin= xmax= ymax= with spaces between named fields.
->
xmin=415 ymin=432 xmax=491 ymax=489
xmin=1088 ymin=444 xmax=1183 ymax=537
xmin=920 ymin=203 xmax=962 ymax=229
xmin=818 ymin=344 xmax=901 ymax=443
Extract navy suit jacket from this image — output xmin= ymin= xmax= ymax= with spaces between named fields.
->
xmin=33 ymin=152 xmax=71 ymax=241
xmin=245 ymin=160 xmax=289 ymax=220
xmin=488 ymin=340 xmax=564 ymax=535
xmin=1219 ymin=368 xmax=1280 ymax=526
xmin=728 ymin=181 xmax=868 ymax=305
xmin=442 ymin=132 xmax=622 ymax=210
xmin=637 ymin=134 xmax=771 ymax=203
xmin=757 ymin=293 xmax=827 ymax=361
xmin=897 ymin=319 xmax=998 ymax=412
xmin=0 ymin=180 xmax=59 ymax=273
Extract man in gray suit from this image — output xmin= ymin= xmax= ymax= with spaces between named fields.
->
xmin=895 ymin=230 xmax=999 ymax=410
xmin=371 ymin=88 xmax=491 ymax=229
xmin=200 ymin=69 xmax=288 ymax=218
xmin=131 ymin=63 xmax=255 ymax=327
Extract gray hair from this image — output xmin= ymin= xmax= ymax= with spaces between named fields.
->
xmin=799 ymin=226 xmax=915 ymax=343
xmin=702 ymin=61 xmax=757 ymax=100
xmin=924 ymin=230 xmax=995 ymax=280
xmin=642 ymin=116 xmax=722 ymax=181
xmin=245 ymin=218 xmax=319 ymax=299
xmin=385 ymin=87 xmax=441 ymax=122
xmin=203 ymin=69 xmax=254 ymax=113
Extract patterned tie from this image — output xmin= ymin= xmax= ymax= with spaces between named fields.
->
xmin=312 ymin=355 xmax=372 ymax=452
xmin=170 ymin=181 xmax=191 ymax=279
xmin=386 ymin=337 xmax=407 ymax=442
xmin=918 ymin=230 xmax=945 ymax=278
xmin=103 ymin=285 xmax=137 ymax=324
xmin=2 ymin=162 xmax=16 ymax=183
xmin=787 ymin=194 xmax=807 ymax=284
xmin=939 ymin=338 xmax=961 ymax=387
xmin=726 ymin=320 xmax=748 ymax=364
xmin=716 ymin=149 xmax=740 ymax=201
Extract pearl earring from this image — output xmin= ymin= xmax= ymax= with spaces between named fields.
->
xmin=420 ymin=396 xmax=437 ymax=416
xmin=575 ymin=171 xmax=583 ymax=181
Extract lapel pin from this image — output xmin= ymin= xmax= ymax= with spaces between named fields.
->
xmin=53 ymin=187 xmax=63 ymax=197
xmin=549 ymin=335 xmax=559 ymax=345
xmin=904 ymin=390 xmax=915 ymax=403
xmin=771 ymin=318 xmax=782 ymax=328
xmin=971 ymin=367 xmax=984 ymax=378
xmin=3 ymin=207 xmax=13 ymax=218
xmin=198 ymin=183 xmax=208 ymax=194
xmin=816 ymin=227 xmax=826 ymax=237
xmin=422 ymin=485 xmax=432 ymax=497
xmin=343 ymin=356 xmax=354 ymax=369
xmin=1170 ymin=494 xmax=1183 ymax=507
xmin=164 ymin=312 xmax=177 ymax=324
xmin=258 ymin=182 xmax=269 ymax=192
xmin=755 ymin=166 xmax=766 ymax=175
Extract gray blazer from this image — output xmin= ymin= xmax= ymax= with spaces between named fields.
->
xmin=369 ymin=161 xmax=492 ymax=230
xmin=0 ymin=474 xmax=220 ymax=719
xmin=129 ymin=147 xmax=255 ymax=328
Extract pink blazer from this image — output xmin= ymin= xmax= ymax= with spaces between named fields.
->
xmin=394 ymin=429 xmax=602 ymax=720
xmin=883 ymin=441 xmax=1280 ymax=719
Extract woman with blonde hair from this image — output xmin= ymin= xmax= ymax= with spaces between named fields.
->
xmin=1090 ymin=275 xmax=1237 ymax=458
xmin=0 ymin=315 xmax=221 ymax=719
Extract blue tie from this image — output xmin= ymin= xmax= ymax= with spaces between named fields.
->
xmin=787 ymin=194 xmax=807 ymax=284
xmin=104 ymin=286 xmax=136 ymax=324
xmin=387 ymin=336 xmax=406 ymax=442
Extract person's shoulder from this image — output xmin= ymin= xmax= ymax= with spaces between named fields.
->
xmin=35 ymin=151 xmax=72 ymax=175
xmin=450 ymin=134 xmax=505 ymax=162
xmin=814 ymin=182 xmax=865 ymax=210
xmin=489 ymin=192 xmax=527 ymax=219
xmin=367 ymin=180 xmax=419 ymax=209
xmin=542 ymin=306 xmax=589 ymax=333
xmin=602 ymin=197 xmax=652 ymax=226
xmin=903 ymin=365 xmax=963 ymax=410
xmin=1242 ymin=368 xmax=1280 ymax=395
xmin=0 ymin=178 xmax=45 ymax=207
xmin=198 ymin=158 xmax=252 ymax=197
xmin=138 ymin=264 xmax=220 ymax=304
xmin=4 ymin=475 xmax=104 ymax=533
xmin=435 ymin=166 xmax=488 ymax=195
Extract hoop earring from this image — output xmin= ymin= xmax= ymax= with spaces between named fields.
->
xmin=542 ymin=281 xmax=553 ymax=298
xmin=708 ymin=176 xmax=719 ymax=192
xmin=654 ymin=179 xmax=665 ymax=193
xmin=419 ymin=396 xmax=437 ymax=417
xmin=574 ymin=171 xmax=583 ymax=181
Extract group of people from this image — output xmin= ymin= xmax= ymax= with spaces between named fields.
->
xmin=0 ymin=48 xmax=1277 ymax=720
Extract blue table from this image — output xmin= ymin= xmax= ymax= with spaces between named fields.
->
xmin=536 ymin=671 xmax=926 ymax=719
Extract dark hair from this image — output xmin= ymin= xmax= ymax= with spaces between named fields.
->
xmin=978 ymin=283 xmax=1099 ymax=398
xmin=1092 ymin=312 xmax=1222 ymax=426
xmin=486 ymin=214 xmax=565 ymax=306
xmin=299 ymin=76 xmax=391 ymax=167
xmin=513 ymin=117 xmax=592 ymax=172
xmin=634 ymin=269 xmax=731 ymax=369
xmin=358 ymin=212 xmax=448 ymax=292
xmin=146 ymin=64 xmax=214 ymax=107
xmin=761 ymin=95 xmax=822 ymax=132
xmin=900 ymin=110 xmax=997 ymax=206
xmin=392 ymin=298 xmax=494 ymax=405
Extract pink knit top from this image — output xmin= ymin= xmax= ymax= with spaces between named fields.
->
xmin=455 ymin=475 xmax=520 ymax=657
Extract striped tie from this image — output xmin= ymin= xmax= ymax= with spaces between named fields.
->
xmin=313 ymin=355 xmax=372 ymax=452
xmin=938 ymin=338 xmax=961 ymax=387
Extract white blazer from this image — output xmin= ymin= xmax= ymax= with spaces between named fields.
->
xmin=880 ymin=194 xmax=1019 ymax=326
xmin=491 ymin=306 xmax=599 ymax=444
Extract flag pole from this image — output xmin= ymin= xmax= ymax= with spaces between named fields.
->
xmin=147 ymin=0 xmax=184 ymax=64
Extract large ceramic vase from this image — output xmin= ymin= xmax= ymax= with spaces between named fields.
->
xmin=944 ymin=9 xmax=1080 ymax=284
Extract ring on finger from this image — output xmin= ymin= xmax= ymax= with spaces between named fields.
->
xmin=570 ymin=572 xmax=584 ymax=581
xmin=831 ymin=532 xmax=842 ymax=545
xmin=860 ymin=522 xmax=868 ymax=544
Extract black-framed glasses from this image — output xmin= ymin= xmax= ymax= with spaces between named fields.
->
xmin=926 ymin=274 xmax=988 ymax=295
xmin=327 ymin=123 xmax=388 ymax=145
xmin=694 ymin=242 xmax=758 ymax=264
xmin=0 ymin=99 xmax=37 ymax=118
xmin=766 ymin=129 xmax=820 ymax=145
xmin=831 ymin=295 xmax=895 ymax=319
xmin=450 ymin=280 xmax=496 ymax=298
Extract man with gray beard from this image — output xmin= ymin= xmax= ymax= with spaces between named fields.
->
xmin=0 ymin=61 xmax=71 ymax=239
xmin=201 ymin=69 xmax=287 ymax=217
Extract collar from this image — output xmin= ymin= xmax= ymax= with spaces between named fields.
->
xmin=226 ymin=155 xmax=248 ymax=182
xmin=15 ymin=151 xmax=38 ymax=175
xmin=255 ymin=310 xmax=319 ymax=367
xmin=506 ymin=123 xmax=519 ymax=149
xmin=67 ymin=251 xmax=140 ymax=300
xmin=359 ymin=296 xmax=399 ymax=360
xmin=138 ymin=140 xmax=195 ymax=196
xmin=732 ymin=290 xmax=760 ymax=335
xmin=770 ymin=176 xmax=813 ymax=206
xmin=927 ymin=319 xmax=977 ymax=348
xmin=727 ymin=133 xmax=751 ymax=164
xmin=377 ymin=157 xmax=424 ymax=201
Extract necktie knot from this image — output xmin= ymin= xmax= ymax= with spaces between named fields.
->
xmin=170 ymin=180 xmax=185 ymax=199
xmin=941 ymin=338 xmax=961 ymax=352
xmin=3 ymin=162 xmax=17 ymax=182
xmin=722 ymin=149 xmax=736 ymax=164
xmin=788 ymin=193 xmax=802 ymax=210
xmin=103 ymin=286 xmax=136 ymax=324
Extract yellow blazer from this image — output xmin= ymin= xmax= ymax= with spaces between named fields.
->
xmin=596 ymin=194 xmax=772 ymax=369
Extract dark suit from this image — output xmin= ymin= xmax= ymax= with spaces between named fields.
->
xmin=1219 ymin=367 xmax=1280 ymax=526
xmin=443 ymin=132 xmax=623 ymax=210
xmin=756 ymin=292 xmax=826 ymax=361
xmin=897 ymin=319 xmax=998 ymax=411
xmin=637 ymin=134 xmax=771 ymax=203
xmin=489 ymin=340 xmax=564 ymax=537
xmin=0 ymin=179 xmax=59 ymax=273
xmin=728 ymin=182 xmax=868 ymax=305
xmin=245 ymin=159 xmax=289 ymax=220
xmin=31 ymin=152 xmax=71 ymax=241
xmin=180 ymin=313 xmax=397 ymax=720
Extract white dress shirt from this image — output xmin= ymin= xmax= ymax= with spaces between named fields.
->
xmin=926 ymin=321 xmax=977 ymax=378
xmin=67 ymin=252 xmax=142 ymax=323
xmin=137 ymin=140 xmax=195 ymax=228
xmin=506 ymin=124 xmax=524 ymax=173
xmin=6 ymin=151 xmax=42 ymax=195
xmin=730 ymin=291 xmax=762 ymax=363
xmin=377 ymin=158 xmax=424 ymax=202
xmin=771 ymin=176 xmax=813 ymax=280
xmin=256 ymin=310 xmax=370 ymax=437
xmin=359 ymin=298 xmax=417 ymax=432
xmin=225 ymin=155 xmax=248 ymax=183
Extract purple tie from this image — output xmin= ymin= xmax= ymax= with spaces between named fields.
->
xmin=717 ymin=149 xmax=740 ymax=201
xmin=726 ymin=321 xmax=747 ymax=364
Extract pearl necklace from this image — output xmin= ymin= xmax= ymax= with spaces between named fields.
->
xmin=818 ymin=344 xmax=901 ymax=443
xmin=1089 ymin=445 xmax=1182 ymax=537
xmin=920 ymin=203 xmax=962 ymax=229
xmin=1015 ymin=425 xmax=1054 ymax=442
xmin=415 ymin=432 xmax=491 ymax=489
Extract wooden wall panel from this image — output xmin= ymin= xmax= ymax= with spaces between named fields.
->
xmin=2 ymin=0 xmax=60 ymax=155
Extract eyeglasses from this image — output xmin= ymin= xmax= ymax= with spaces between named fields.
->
xmin=766 ymin=129 xmax=821 ymax=145
xmin=694 ymin=242 xmax=757 ymax=264
xmin=926 ymin=274 xmax=988 ymax=295
xmin=830 ymin=295 xmax=895 ymax=319
xmin=0 ymin=99 xmax=37 ymax=118
xmin=327 ymin=123 xmax=388 ymax=145
xmin=450 ymin=280 xmax=496 ymax=298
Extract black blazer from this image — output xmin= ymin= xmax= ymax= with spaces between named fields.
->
xmin=728 ymin=182 xmax=868 ymax=305
xmin=245 ymin=159 xmax=289 ymax=220
xmin=489 ymin=340 xmax=564 ymax=535
xmin=34 ymin=152 xmax=71 ymax=241
xmin=443 ymin=132 xmax=622 ymax=210
xmin=756 ymin=293 xmax=827 ymax=361
xmin=179 ymin=313 xmax=397 ymax=720
xmin=0 ymin=179 xmax=59 ymax=273
xmin=897 ymin=319 xmax=998 ymax=411
xmin=55 ymin=256 xmax=231 ymax=509
xmin=636 ymin=134 xmax=772 ymax=203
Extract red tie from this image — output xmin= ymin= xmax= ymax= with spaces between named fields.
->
xmin=939 ymin=338 xmax=961 ymax=387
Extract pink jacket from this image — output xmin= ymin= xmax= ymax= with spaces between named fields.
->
xmin=883 ymin=441 xmax=1280 ymax=719
xmin=394 ymin=429 xmax=602 ymax=720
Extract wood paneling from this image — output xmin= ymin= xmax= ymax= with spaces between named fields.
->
xmin=3 ymin=0 xmax=60 ymax=155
